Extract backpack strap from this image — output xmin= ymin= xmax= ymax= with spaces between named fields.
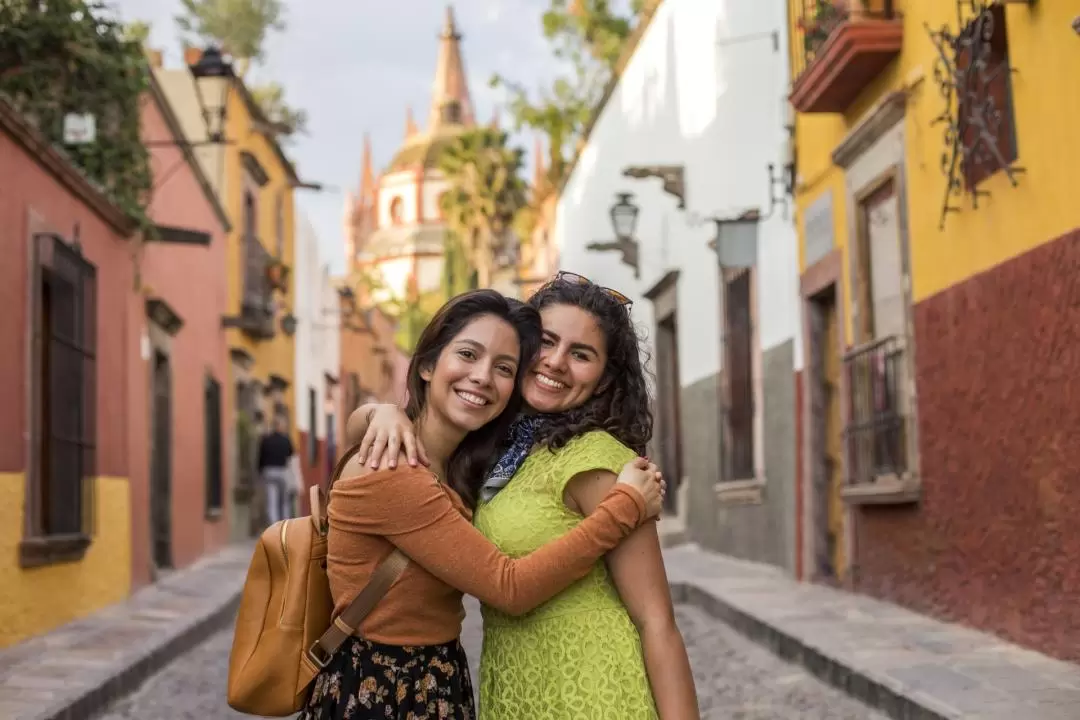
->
xmin=307 ymin=445 xmax=410 ymax=669
xmin=308 ymin=549 xmax=408 ymax=668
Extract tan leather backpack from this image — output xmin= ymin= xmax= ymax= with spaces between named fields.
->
xmin=226 ymin=447 xmax=408 ymax=716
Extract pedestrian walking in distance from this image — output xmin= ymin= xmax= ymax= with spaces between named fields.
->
xmin=258 ymin=414 xmax=295 ymax=526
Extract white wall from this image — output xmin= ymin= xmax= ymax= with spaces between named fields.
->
xmin=294 ymin=212 xmax=341 ymax=441
xmin=555 ymin=0 xmax=803 ymax=388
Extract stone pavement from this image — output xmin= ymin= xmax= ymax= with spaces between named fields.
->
xmin=0 ymin=543 xmax=252 ymax=720
xmin=666 ymin=543 xmax=1080 ymax=720
xmin=6 ymin=540 xmax=1080 ymax=719
xmin=97 ymin=597 xmax=884 ymax=719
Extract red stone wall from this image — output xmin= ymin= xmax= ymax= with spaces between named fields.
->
xmin=126 ymin=92 xmax=231 ymax=587
xmin=0 ymin=127 xmax=133 ymax=479
xmin=853 ymin=227 xmax=1080 ymax=663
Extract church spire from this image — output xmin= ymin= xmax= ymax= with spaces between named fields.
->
xmin=532 ymin=136 xmax=546 ymax=191
xmin=428 ymin=5 xmax=475 ymax=130
xmin=405 ymin=106 xmax=419 ymax=139
xmin=359 ymin=133 xmax=375 ymax=203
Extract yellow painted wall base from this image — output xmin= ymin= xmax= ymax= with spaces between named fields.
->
xmin=0 ymin=473 xmax=132 ymax=648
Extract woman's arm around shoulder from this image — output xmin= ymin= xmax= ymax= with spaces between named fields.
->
xmin=566 ymin=472 xmax=700 ymax=720
xmin=329 ymin=459 xmax=654 ymax=616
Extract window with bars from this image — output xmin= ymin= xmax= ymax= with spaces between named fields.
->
xmin=205 ymin=376 xmax=224 ymax=514
xmin=723 ymin=268 xmax=755 ymax=481
xmin=31 ymin=232 xmax=97 ymax=542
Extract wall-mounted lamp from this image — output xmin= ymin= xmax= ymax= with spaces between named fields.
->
xmin=280 ymin=313 xmax=298 ymax=337
xmin=146 ymin=45 xmax=234 ymax=149
xmin=335 ymin=286 xmax=374 ymax=335
xmin=701 ymin=209 xmax=761 ymax=269
xmin=586 ymin=192 xmax=641 ymax=278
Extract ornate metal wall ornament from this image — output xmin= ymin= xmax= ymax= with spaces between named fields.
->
xmin=926 ymin=1 xmax=1026 ymax=229
xmin=622 ymin=165 xmax=686 ymax=209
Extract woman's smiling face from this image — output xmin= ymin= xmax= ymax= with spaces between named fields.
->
xmin=421 ymin=314 xmax=521 ymax=434
xmin=521 ymin=303 xmax=607 ymax=414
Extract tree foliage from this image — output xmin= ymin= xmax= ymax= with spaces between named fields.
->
xmin=175 ymin=0 xmax=284 ymax=64
xmin=123 ymin=19 xmax=151 ymax=46
xmin=176 ymin=0 xmax=305 ymax=141
xmin=0 ymin=0 xmax=152 ymax=227
xmin=491 ymin=0 xmax=643 ymax=188
xmin=250 ymin=81 xmax=308 ymax=138
xmin=438 ymin=127 xmax=528 ymax=289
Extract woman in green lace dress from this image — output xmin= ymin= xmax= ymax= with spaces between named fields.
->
xmin=349 ymin=274 xmax=699 ymax=719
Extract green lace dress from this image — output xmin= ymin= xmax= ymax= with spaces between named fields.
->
xmin=473 ymin=431 xmax=657 ymax=719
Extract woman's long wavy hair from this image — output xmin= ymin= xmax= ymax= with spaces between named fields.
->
xmin=403 ymin=290 xmax=542 ymax=508
xmin=527 ymin=279 xmax=653 ymax=455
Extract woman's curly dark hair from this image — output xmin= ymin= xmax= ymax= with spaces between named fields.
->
xmin=527 ymin=278 xmax=653 ymax=455
xmin=404 ymin=290 xmax=542 ymax=508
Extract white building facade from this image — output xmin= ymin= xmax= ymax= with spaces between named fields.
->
xmin=293 ymin=213 xmax=342 ymax=495
xmin=555 ymin=0 xmax=802 ymax=571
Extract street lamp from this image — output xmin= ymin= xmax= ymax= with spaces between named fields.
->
xmin=280 ymin=312 xmax=298 ymax=337
xmin=609 ymin=192 xmax=640 ymax=242
xmin=707 ymin=209 xmax=760 ymax=269
xmin=587 ymin=192 xmax=641 ymax=278
xmin=189 ymin=45 xmax=233 ymax=145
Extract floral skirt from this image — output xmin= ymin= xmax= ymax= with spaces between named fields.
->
xmin=298 ymin=636 xmax=475 ymax=720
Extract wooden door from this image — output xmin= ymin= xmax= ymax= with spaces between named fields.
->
xmin=655 ymin=313 xmax=682 ymax=512
xmin=809 ymin=288 xmax=846 ymax=582
xmin=822 ymin=293 xmax=847 ymax=582
xmin=150 ymin=351 xmax=173 ymax=570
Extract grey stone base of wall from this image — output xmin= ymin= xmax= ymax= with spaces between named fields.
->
xmin=0 ymin=543 xmax=252 ymax=720
xmin=678 ymin=340 xmax=797 ymax=572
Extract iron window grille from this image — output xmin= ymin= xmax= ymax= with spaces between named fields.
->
xmin=31 ymin=232 xmax=97 ymax=539
xmin=842 ymin=335 xmax=907 ymax=484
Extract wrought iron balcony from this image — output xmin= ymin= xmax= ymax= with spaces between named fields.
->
xmin=239 ymin=234 xmax=276 ymax=339
xmin=842 ymin=335 xmax=906 ymax=486
xmin=790 ymin=0 xmax=903 ymax=114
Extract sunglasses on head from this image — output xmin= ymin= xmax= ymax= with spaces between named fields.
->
xmin=553 ymin=271 xmax=633 ymax=312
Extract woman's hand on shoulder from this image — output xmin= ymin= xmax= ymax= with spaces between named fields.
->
xmin=355 ymin=404 xmax=428 ymax=469
xmin=564 ymin=457 xmax=665 ymax=519
xmin=616 ymin=458 xmax=665 ymax=519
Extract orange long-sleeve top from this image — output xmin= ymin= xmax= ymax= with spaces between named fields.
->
xmin=326 ymin=466 xmax=646 ymax=646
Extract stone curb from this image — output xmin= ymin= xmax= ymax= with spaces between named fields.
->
xmin=672 ymin=581 xmax=956 ymax=720
xmin=49 ymin=592 xmax=242 ymax=720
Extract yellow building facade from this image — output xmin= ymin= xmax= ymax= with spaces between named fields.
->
xmin=789 ymin=0 xmax=1080 ymax=663
xmin=156 ymin=55 xmax=300 ymax=538
xmin=220 ymin=79 xmax=299 ymax=417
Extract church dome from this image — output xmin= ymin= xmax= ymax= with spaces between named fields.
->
xmin=387 ymin=124 xmax=468 ymax=174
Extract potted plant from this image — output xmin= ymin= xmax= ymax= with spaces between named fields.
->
xmin=266 ymin=259 xmax=290 ymax=293
xmin=798 ymin=0 xmax=849 ymax=54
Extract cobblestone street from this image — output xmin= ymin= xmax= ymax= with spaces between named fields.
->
xmin=98 ymin=600 xmax=882 ymax=720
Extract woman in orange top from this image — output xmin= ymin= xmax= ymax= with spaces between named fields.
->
xmin=300 ymin=290 xmax=663 ymax=720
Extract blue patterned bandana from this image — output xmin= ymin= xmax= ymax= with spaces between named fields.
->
xmin=480 ymin=416 xmax=547 ymax=502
